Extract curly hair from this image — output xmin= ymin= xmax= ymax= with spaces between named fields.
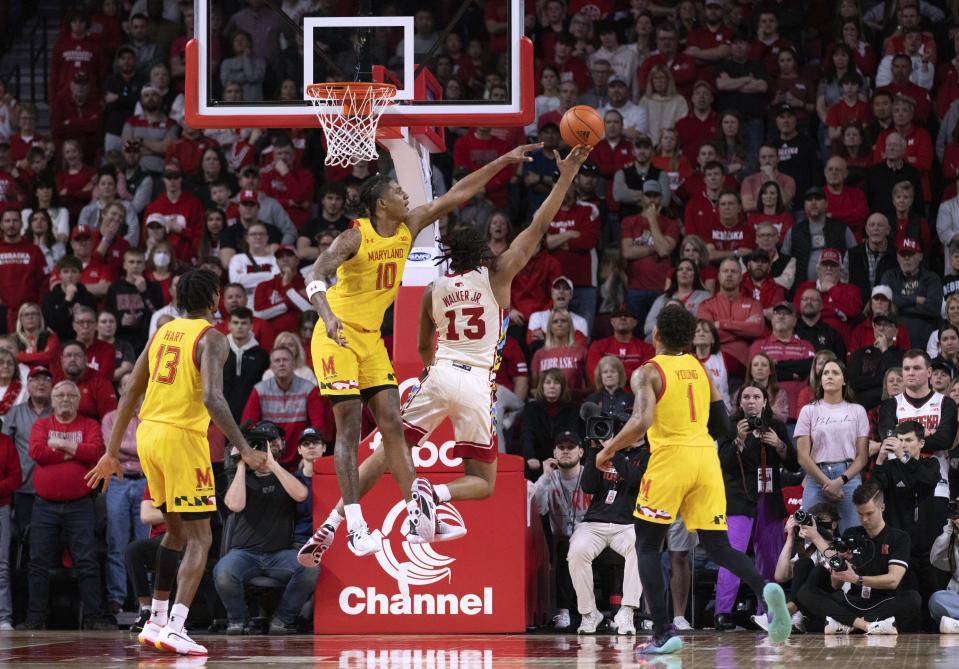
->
xmin=655 ymin=304 xmax=696 ymax=352
xmin=435 ymin=224 xmax=489 ymax=274
xmin=359 ymin=174 xmax=394 ymax=221
xmin=176 ymin=268 xmax=220 ymax=315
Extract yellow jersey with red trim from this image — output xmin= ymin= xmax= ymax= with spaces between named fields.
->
xmin=140 ymin=318 xmax=213 ymax=435
xmin=645 ymin=353 xmax=714 ymax=451
xmin=326 ymin=217 xmax=411 ymax=331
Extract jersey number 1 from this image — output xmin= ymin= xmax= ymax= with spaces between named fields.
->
xmin=687 ymin=383 xmax=697 ymax=422
xmin=151 ymin=344 xmax=180 ymax=384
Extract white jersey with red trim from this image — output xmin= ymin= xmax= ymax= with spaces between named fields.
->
xmin=893 ymin=392 xmax=950 ymax=498
xmin=431 ymin=267 xmax=507 ymax=374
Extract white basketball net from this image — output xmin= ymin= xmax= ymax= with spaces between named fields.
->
xmin=306 ymin=82 xmax=397 ymax=168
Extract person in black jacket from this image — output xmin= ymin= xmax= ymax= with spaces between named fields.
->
xmin=522 ymin=368 xmax=584 ymax=480
xmin=41 ymin=255 xmax=97 ymax=341
xmin=104 ymin=247 xmax=164 ymax=354
xmin=871 ymin=420 xmax=946 ymax=630
xmin=584 ymin=355 xmax=633 ymax=417
xmin=845 ymin=213 xmax=899 ymax=305
xmin=848 ymin=314 xmax=906 ymax=410
xmin=223 ymin=307 xmax=270 ymax=422
xmin=568 ymin=435 xmax=648 ymax=634
xmin=715 ymin=382 xmax=799 ymax=630
xmin=794 ymin=287 xmax=847 ymax=360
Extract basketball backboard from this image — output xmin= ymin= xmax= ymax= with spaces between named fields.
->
xmin=186 ymin=0 xmax=533 ymax=130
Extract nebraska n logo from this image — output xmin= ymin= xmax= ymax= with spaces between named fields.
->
xmin=321 ymin=356 xmax=336 ymax=377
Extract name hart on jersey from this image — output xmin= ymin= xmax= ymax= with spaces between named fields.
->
xmin=368 ymin=248 xmax=405 ymax=261
xmin=442 ymin=290 xmax=484 ymax=308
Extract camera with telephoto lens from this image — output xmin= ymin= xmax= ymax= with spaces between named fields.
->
xmin=832 ymin=535 xmax=865 ymax=553
xmin=746 ymin=414 xmax=766 ymax=432
xmin=794 ymin=509 xmax=813 ymax=526
xmin=948 ymin=500 xmax=959 ymax=520
xmin=585 ymin=409 xmax=632 ymax=441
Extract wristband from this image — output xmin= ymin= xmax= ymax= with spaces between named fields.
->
xmin=840 ymin=474 xmax=849 ymax=484
xmin=306 ymin=280 xmax=327 ymax=300
xmin=856 ymin=574 xmax=863 ymax=587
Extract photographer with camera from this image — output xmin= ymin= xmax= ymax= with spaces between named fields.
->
xmin=870 ymin=420 xmax=944 ymax=629
xmin=568 ymin=404 xmax=648 ymax=635
xmin=929 ymin=499 xmax=959 ymax=633
xmin=770 ymin=503 xmax=840 ymax=633
xmin=214 ymin=421 xmax=318 ymax=635
xmin=714 ymin=383 xmax=799 ymax=630
xmin=796 ymin=482 xmax=921 ymax=635
xmin=533 ymin=430 xmax=591 ymax=630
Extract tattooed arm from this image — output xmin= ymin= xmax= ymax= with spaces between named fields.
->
xmin=595 ymin=364 xmax=660 ymax=470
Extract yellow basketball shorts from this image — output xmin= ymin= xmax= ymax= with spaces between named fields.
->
xmin=137 ymin=420 xmax=216 ymax=514
xmin=633 ymin=445 xmax=728 ymax=531
xmin=311 ymin=321 xmax=397 ymax=399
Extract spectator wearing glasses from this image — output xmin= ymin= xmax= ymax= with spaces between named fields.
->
xmin=21 ymin=380 xmax=112 ymax=630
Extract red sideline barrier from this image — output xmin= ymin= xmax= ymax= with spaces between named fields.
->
xmin=312 ymin=286 xmax=544 ymax=632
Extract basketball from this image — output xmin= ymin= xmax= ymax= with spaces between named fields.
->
xmin=560 ymin=105 xmax=605 ymax=147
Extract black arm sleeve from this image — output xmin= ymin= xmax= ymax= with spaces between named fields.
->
xmin=925 ymin=396 xmax=958 ymax=455
xmin=580 ymin=448 xmax=603 ymax=494
xmin=708 ymin=399 xmax=733 ymax=442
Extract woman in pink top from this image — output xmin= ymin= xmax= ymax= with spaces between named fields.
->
xmin=794 ymin=359 xmax=870 ymax=531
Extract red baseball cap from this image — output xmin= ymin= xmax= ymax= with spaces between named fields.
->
xmin=820 ymin=248 xmax=841 ymax=265
xmin=71 ymin=225 xmax=93 ymax=240
xmin=275 ymin=244 xmax=296 ymax=256
xmin=897 ymin=237 xmax=920 ymax=254
xmin=239 ymin=189 xmax=259 ymax=204
xmin=28 ymin=366 xmax=51 ymax=380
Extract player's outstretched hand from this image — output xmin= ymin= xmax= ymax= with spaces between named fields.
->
xmin=503 ymin=143 xmax=544 ymax=164
xmin=84 ymin=454 xmax=123 ymax=492
xmin=324 ymin=313 xmax=348 ymax=347
xmin=557 ymin=144 xmax=593 ymax=178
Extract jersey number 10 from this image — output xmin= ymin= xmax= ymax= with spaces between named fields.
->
xmin=376 ymin=262 xmax=397 ymax=290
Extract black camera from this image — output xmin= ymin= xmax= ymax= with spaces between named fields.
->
xmin=583 ymin=405 xmax=632 ymax=441
xmin=746 ymin=414 xmax=766 ymax=432
xmin=948 ymin=500 xmax=959 ymax=520
xmin=831 ymin=535 xmax=865 ymax=553
xmin=828 ymin=554 xmax=848 ymax=572
xmin=241 ymin=420 xmax=285 ymax=452
xmin=794 ymin=509 xmax=813 ymax=526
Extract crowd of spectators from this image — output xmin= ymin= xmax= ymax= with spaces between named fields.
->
xmin=2 ymin=0 xmax=959 ymax=638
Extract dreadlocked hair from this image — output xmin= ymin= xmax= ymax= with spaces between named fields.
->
xmin=176 ymin=268 xmax=221 ymax=315
xmin=359 ymin=174 xmax=393 ymax=221
xmin=435 ymin=223 xmax=490 ymax=274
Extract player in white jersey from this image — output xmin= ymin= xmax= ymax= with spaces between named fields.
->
xmin=297 ymin=144 xmax=592 ymax=565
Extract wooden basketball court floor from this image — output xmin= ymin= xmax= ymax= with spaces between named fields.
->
xmin=1 ymin=631 xmax=957 ymax=667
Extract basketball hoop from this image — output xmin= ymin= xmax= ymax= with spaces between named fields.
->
xmin=306 ymin=82 xmax=397 ymax=168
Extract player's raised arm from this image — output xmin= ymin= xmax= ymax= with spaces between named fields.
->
xmin=306 ymin=226 xmax=361 ymax=347
xmin=84 ymin=345 xmax=151 ymax=491
xmin=416 ymin=284 xmax=436 ymax=368
xmin=596 ymin=364 xmax=658 ymax=470
xmin=406 ymin=143 xmax=543 ymax=237
xmin=493 ymin=144 xmax=592 ymax=282
xmin=198 ymin=328 xmax=266 ymax=471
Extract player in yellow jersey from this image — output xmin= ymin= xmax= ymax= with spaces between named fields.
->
xmin=597 ymin=305 xmax=791 ymax=654
xmin=86 ymin=269 xmax=266 ymax=657
xmin=304 ymin=143 xmax=543 ymax=556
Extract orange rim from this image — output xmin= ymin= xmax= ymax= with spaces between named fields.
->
xmin=305 ymin=82 xmax=397 ymax=101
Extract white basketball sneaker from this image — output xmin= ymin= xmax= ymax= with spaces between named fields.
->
xmin=577 ymin=609 xmax=604 ymax=634
xmin=155 ymin=624 xmax=207 ymax=655
xmin=825 ymin=616 xmax=852 ymax=635
xmin=613 ymin=606 xmax=636 ymax=635
xmin=137 ymin=620 xmax=162 ymax=648
xmin=346 ymin=524 xmax=383 ymax=557
xmin=866 ymin=617 xmax=897 ymax=635
xmin=297 ymin=522 xmax=338 ymax=566
xmin=408 ymin=478 xmax=437 ymax=542
xmin=408 ymin=519 xmax=467 ymax=544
